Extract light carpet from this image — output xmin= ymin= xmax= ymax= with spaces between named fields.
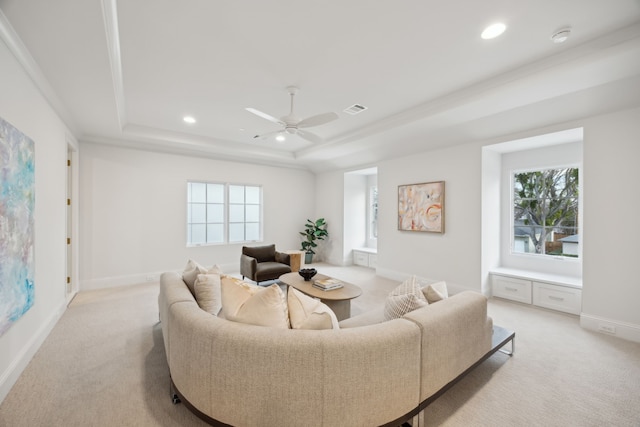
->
xmin=1 ymin=264 xmax=639 ymax=426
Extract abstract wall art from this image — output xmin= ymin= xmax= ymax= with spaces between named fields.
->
xmin=398 ymin=181 xmax=444 ymax=233
xmin=0 ymin=117 xmax=35 ymax=337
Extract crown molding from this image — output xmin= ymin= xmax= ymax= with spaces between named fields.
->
xmin=0 ymin=8 xmax=78 ymax=134
xmin=299 ymin=22 xmax=640 ymax=160
xmin=100 ymin=0 xmax=126 ymax=131
xmin=82 ymin=134 xmax=308 ymax=171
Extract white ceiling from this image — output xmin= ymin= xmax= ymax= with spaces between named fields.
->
xmin=1 ymin=0 xmax=640 ymax=172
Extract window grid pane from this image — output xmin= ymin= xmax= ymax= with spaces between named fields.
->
xmin=228 ymin=223 xmax=245 ymax=242
xmin=246 ymin=186 xmax=260 ymax=204
xmin=229 ymin=185 xmax=245 ymax=204
xmin=191 ymin=203 xmax=206 ymax=223
xmin=246 ymin=204 xmax=260 ymax=222
xmin=190 ymin=182 xmax=206 ymax=203
xmin=207 ymin=204 xmax=224 ymax=223
xmin=207 ymin=224 xmax=224 ymax=243
xmin=246 ymin=223 xmax=260 ymax=241
xmin=207 ymin=183 xmax=224 ymax=203
xmin=229 ymin=204 xmax=245 ymax=222
xmin=187 ymin=182 xmax=262 ymax=245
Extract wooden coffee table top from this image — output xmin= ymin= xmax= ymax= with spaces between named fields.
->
xmin=279 ymin=272 xmax=362 ymax=301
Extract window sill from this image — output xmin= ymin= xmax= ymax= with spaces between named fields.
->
xmin=355 ymin=247 xmax=377 ymax=254
xmin=490 ymin=267 xmax=582 ymax=289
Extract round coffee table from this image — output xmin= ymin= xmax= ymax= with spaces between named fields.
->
xmin=279 ymin=272 xmax=362 ymax=321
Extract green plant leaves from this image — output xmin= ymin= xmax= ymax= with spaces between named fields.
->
xmin=300 ymin=218 xmax=328 ymax=253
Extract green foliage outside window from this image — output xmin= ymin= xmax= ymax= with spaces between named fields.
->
xmin=513 ymin=168 xmax=579 ymax=257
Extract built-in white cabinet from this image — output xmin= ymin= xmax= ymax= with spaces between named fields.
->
xmin=491 ymin=268 xmax=582 ymax=315
xmin=492 ymin=276 xmax=532 ymax=304
xmin=354 ymin=251 xmax=368 ymax=266
xmin=532 ymin=281 xmax=582 ymax=315
xmin=368 ymin=254 xmax=377 ymax=268
xmin=353 ymin=248 xmax=377 ymax=268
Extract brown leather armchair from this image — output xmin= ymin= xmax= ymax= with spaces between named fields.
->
xmin=241 ymin=244 xmax=292 ymax=285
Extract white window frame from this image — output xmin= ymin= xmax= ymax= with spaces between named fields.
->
xmin=498 ymin=141 xmax=583 ymax=278
xmin=368 ymin=185 xmax=378 ymax=240
xmin=187 ymin=181 xmax=263 ymax=246
xmin=510 ymin=165 xmax=580 ymax=259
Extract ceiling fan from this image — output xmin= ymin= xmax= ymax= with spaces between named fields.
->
xmin=246 ymin=86 xmax=338 ymax=144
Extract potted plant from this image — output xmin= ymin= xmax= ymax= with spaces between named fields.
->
xmin=299 ymin=218 xmax=328 ymax=264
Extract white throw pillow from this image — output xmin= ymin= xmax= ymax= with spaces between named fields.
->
xmin=384 ymin=275 xmax=428 ymax=320
xmin=183 ymin=259 xmax=207 ymax=294
xmin=422 ymin=281 xmax=449 ymax=303
xmin=194 ymin=273 xmax=222 ymax=316
xmin=182 ymin=260 xmax=222 ymax=295
xmin=288 ymin=288 xmax=339 ymax=330
xmin=221 ymin=277 xmax=290 ymax=329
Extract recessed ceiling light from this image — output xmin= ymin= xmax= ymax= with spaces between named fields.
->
xmin=481 ymin=23 xmax=507 ymax=40
xmin=183 ymin=116 xmax=196 ymax=124
xmin=275 ymin=134 xmax=285 ymax=142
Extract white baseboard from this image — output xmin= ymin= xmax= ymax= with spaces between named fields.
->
xmin=580 ymin=313 xmax=640 ymax=343
xmin=81 ymin=272 xmax=164 ymax=291
xmin=374 ymin=267 xmax=406 ymax=282
xmin=0 ymin=300 xmax=67 ymax=404
xmin=80 ymin=263 xmax=239 ymax=291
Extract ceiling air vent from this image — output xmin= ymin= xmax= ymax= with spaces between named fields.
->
xmin=343 ymin=104 xmax=368 ymax=115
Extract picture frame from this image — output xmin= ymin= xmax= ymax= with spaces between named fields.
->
xmin=0 ymin=116 xmax=36 ymax=337
xmin=398 ymin=181 xmax=444 ymax=233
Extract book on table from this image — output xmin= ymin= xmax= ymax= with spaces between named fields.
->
xmin=312 ymin=278 xmax=344 ymax=291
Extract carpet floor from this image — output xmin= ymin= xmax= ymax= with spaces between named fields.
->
xmin=1 ymin=264 xmax=639 ymax=426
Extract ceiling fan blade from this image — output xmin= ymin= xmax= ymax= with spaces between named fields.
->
xmin=253 ymin=130 xmax=283 ymax=140
xmin=296 ymin=129 xmax=323 ymax=144
xmin=298 ymin=112 xmax=339 ymax=128
xmin=246 ymin=108 xmax=285 ymax=125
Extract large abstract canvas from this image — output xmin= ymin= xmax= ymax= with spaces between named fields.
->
xmin=398 ymin=181 xmax=444 ymax=233
xmin=0 ymin=117 xmax=35 ymax=336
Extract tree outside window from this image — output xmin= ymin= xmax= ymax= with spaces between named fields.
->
xmin=513 ymin=167 xmax=579 ymax=257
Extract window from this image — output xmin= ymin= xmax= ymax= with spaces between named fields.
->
xmin=512 ymin=167 xmax=579 ymax=257
xmin=228 ymin=184 xmax=261 ymax=243
xmin=369 ymin=185 xmax=378 ymax=239
xmin=187 ymin=182 xmax=262 ymax=245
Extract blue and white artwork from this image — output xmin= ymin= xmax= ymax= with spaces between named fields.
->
xmin=0 ymin=117 xmax=35 ymax=337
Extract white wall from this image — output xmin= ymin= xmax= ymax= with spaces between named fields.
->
xmin=377 ymin=142 xmax=483 ymax=292
xmin=318 ymin=106 xmax=640 ymax=341
xmin=480 ymin=149 xmax=501 ymax=294
xmin=78 ymin=143 xmax=316 ymax=289
xmin=0 ymin=39 xmax=70 ymax=402
xmin=580 ymin=107 xmax=640 ymax=341
xmin=343 ymin=174 xmax=366 ymax=264
xmin=313 ymin=170 xmax=344 ymax=265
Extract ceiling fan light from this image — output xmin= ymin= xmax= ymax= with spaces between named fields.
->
xmin=246 ymin=86 xmax=338 ymax=144
xmin=481 ymin=23 xmax=506 ymax=40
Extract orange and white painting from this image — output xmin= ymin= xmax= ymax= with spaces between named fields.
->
xmin=398 ymin=181 xmax=444 ymax=233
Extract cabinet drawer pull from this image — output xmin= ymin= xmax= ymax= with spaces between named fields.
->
xmin=505 ymin=287 xmax=519 ymax=292
xmin=548 ymin=296 xmax=565 ymax=301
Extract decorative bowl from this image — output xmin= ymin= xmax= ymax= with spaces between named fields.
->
xmin=298 ymin=268 xmax=317 ymax=281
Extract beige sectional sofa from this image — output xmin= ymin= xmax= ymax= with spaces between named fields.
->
xmin=158 ymin=271 xmax=493 ymax=426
